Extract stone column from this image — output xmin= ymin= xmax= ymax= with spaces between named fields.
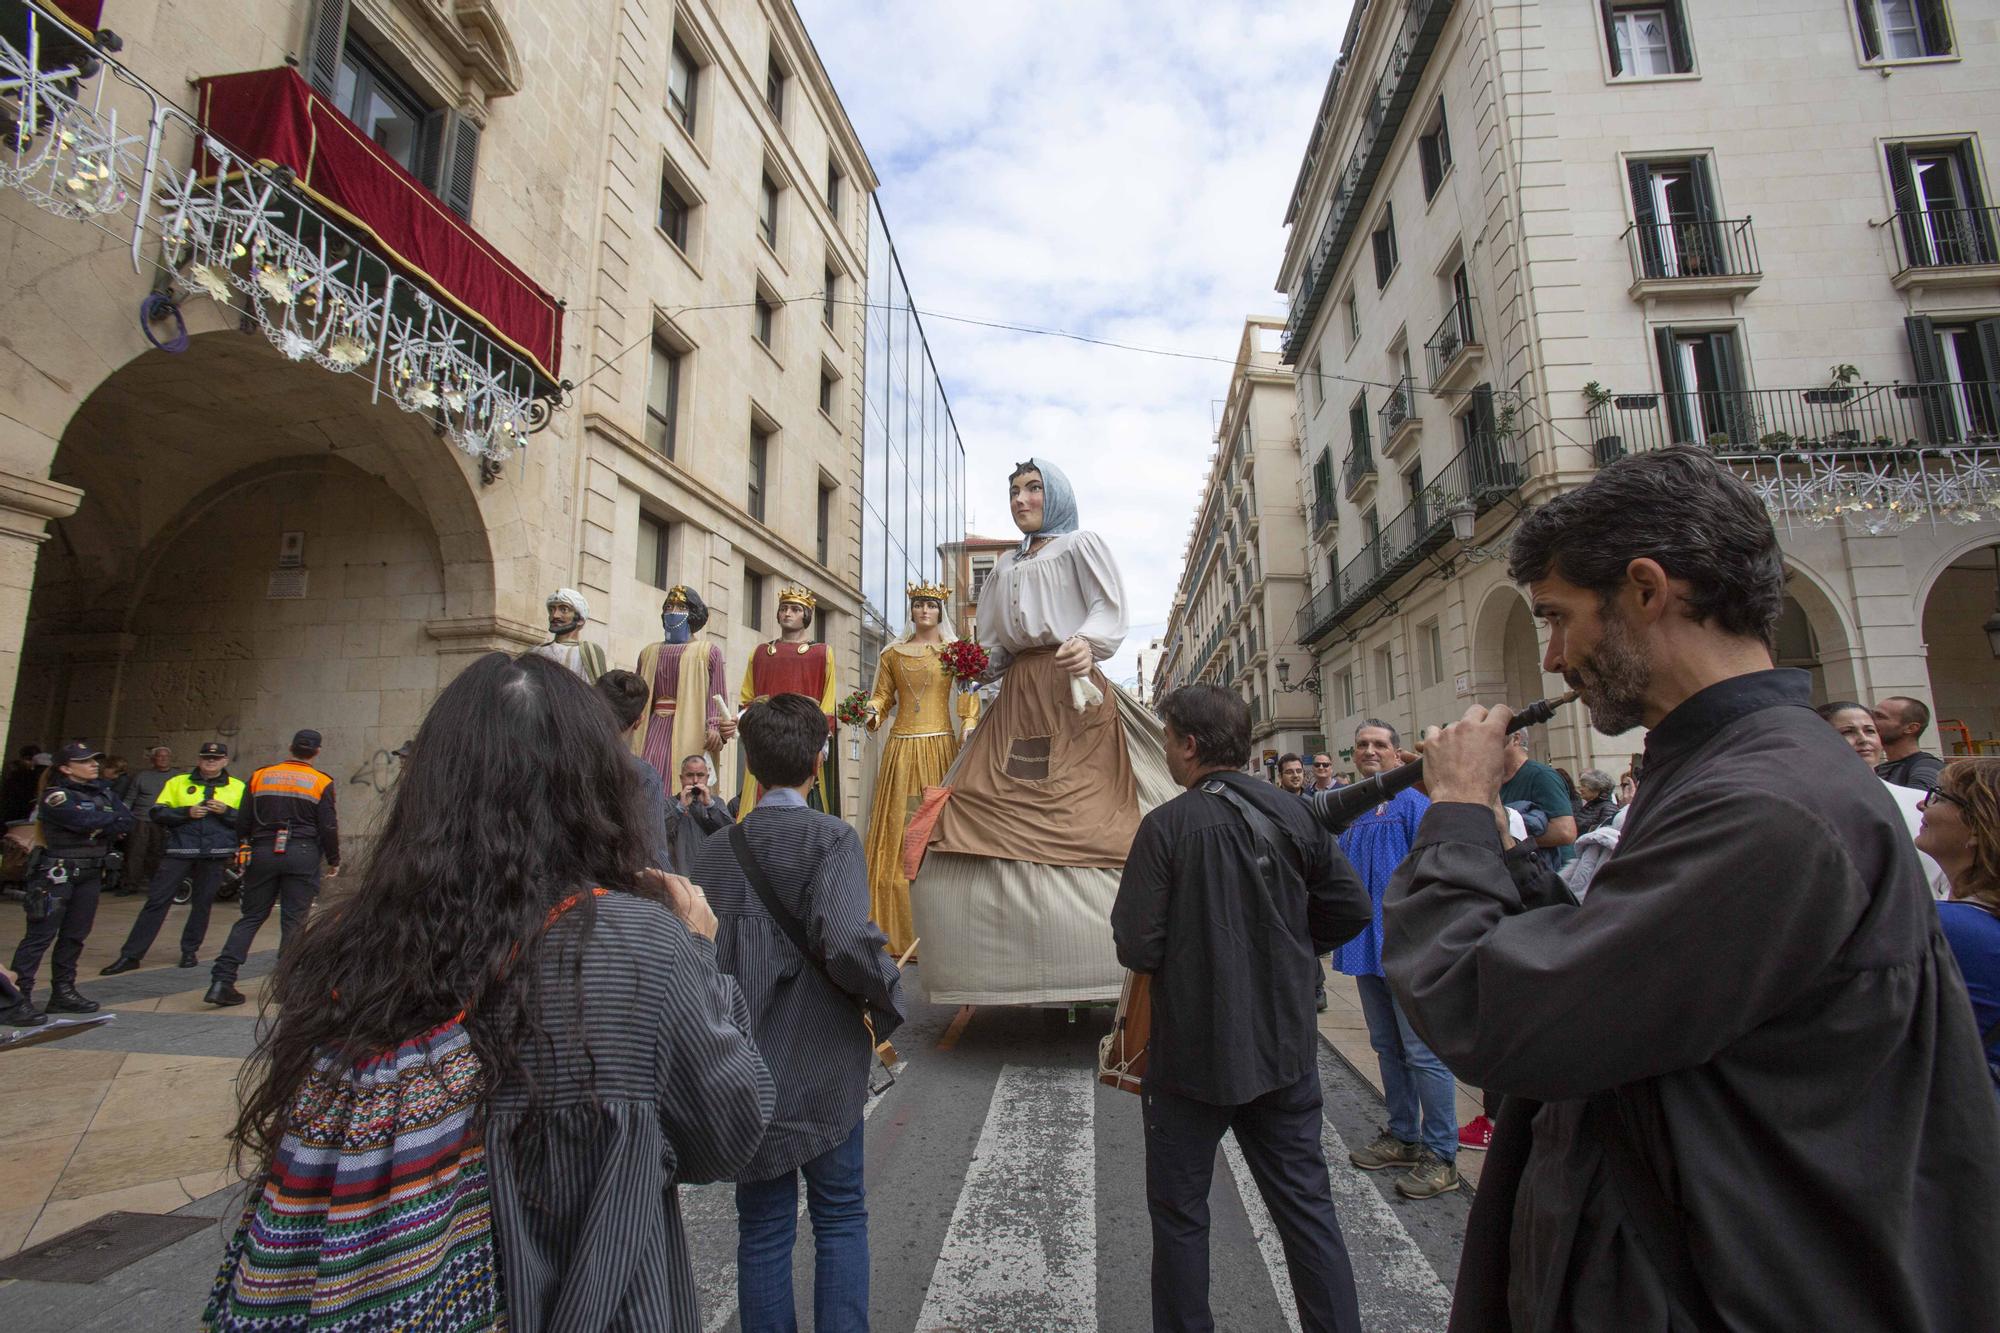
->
xmin=0 ymin=469 xmax=85 ymax=743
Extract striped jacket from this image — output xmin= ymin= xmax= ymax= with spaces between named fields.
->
xmin=691 ymin=801 xmax=906 ymax=1181
xmin=235 ymin=758 xmax=340 ymax=866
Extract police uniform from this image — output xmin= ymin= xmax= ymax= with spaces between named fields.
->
xmin=103 ymin=741 xmax=245 ymax=973
xmin=8 ymin=741 xmax=133 ymax=1013
xmin=207 ymin=730 xmax=339 ymax=1004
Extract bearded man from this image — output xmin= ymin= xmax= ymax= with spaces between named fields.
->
xmin=1382 ymin=446 xmax=2000 ymax=1331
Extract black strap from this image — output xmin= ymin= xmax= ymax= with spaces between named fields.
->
xmin=727 ymin=821 xmax=863 ymax=1013
xmin=1585 ymin=1092 xmax=1726 ymax=1331
xmin=1201 ymin=778 xmax=1302 ymax=895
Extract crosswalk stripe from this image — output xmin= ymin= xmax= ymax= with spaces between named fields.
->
xmin=914 ymin=1062 xmax=1098 ymax=1331
xmin=1316 ymin=1062 xmax=1453 ymax=1331
xmin=1221 ymin=1136 xmax=1305 ymax=1333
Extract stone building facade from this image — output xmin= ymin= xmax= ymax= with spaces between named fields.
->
xmin=0 ymin=0 xmax=961 ymax=833
xmin=1152 ymin=317 xmax=1318 ymax=771
xmin=1279 ymin=0 xmax=2000 ymax=775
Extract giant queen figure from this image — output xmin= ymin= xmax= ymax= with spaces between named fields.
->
xmin=908 ymin=458 xmax=1174 ymax=1005
xmin=629 ymin=585 xmax=732 ymax=797
xmin=738 ymin=583 xmax=840 ymax=814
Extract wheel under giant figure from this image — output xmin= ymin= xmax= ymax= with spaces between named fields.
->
xmin=908 ymin=458 xmax=1175 ymax=1006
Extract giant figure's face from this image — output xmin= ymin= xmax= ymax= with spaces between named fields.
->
xmin=1009 ymin=469 xmax=1045 ymax=536
xmin=911 ymin=598 xmax=942 ymax=629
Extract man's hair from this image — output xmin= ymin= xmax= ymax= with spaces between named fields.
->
xmin=16 ymin=744 xmax=37 ymax=760
xmin=148 ymin=745 xmax=170 ymax=757
xmin=1816 ymin=700 xmax=1870 ymax=723
xmin=1158 ymin=685 xmax=1251 ymax=769
xmin=1355 ymin=718 xmax=1400 ymax=748
xmin=1507 ymin=446 xmax=1784 ymax=647
xmin=1578 ymin=768 xmax=1616 ymax=799
xmin=1313 ymin=753 xmax=1333 ymax=764
xmin=1878 ymin=695 xmax=1931 ymax=732
xmin=593 ymin=668 xmax=650 ymax=732
xmin=1278 ymin=752 xmax=1303 ymax=769
xmin=739 ymin=693 xmax=826 ymax=790
xmin=678 ymin=752 xmax=712 ymax=772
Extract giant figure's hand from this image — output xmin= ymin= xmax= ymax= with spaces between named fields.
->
xmin=1053 ymin=635 xmax=1093 ymax=677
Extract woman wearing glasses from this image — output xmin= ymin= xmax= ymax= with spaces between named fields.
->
xmin=1918 ymin=760 xmax=2000 ymax=1088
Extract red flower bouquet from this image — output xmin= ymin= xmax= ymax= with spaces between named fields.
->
xmin=835 ymin=691 xmax=873 ymax=727
xmin=938 ymin=639 xmax=991 ymax=684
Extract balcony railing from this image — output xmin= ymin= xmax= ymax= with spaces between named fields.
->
xmin=1425 ymin=297 xmax=1478 ymax=384
xmin=1379 ymin=376 xmax=1415 ymax=442
xmin=0 ymin=6 xmax=566 ymax=463
xmin=1311 ymin=490 xmax=1337 ymax=532
xmin=1342 ymin=444 xmax=1376 ymax=497
xmin=1587 ymin=381 xmax=2000 ymax=461
xmin=1624 ymin=217 xmax=1760 ymax=284
xmin=1892 ymin=206 xmax=2000 ymax=271
xmin=1297 ymin=424 xmax=1524 ymax=643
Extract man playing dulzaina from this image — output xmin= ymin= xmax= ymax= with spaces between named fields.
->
xmin=1383 ymin=446 xmax=2000 ymax=1330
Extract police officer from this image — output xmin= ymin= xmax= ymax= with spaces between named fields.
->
xmin=4 ymin=741 xmax=133 ymax=1020
xmin=101 ymin=741 xmax=244 ymax=974
xmin=206 ymin=729 xmax=339 ymax=1007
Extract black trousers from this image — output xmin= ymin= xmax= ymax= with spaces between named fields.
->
xmin=1142 ymin=1069 xmax=1363 ymax=1333
xmin=211 ymin=843 xmax=320 ymax=983
xmin=116 ymin=857 xmax=229 ymax=963
xmin=10 ymin=863 xmax=104 ymax=992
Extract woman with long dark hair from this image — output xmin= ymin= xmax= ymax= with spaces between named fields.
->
xmin=219 ymin=652 xmax=773 ymax=1331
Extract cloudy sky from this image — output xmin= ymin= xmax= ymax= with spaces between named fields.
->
xmin=795 ymin=0 xmax=1352 ymax=686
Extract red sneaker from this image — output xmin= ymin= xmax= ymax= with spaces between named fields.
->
xmin=1457 ymin=1114 xmax=1494 ymax=1150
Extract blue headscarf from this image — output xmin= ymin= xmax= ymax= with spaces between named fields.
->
xmin=1013 ymin=457 xmax=1080 ymax=556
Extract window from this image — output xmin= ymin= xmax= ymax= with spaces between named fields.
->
xmin=754 ymin=291 xmax=776 ymax=348
xmin=1904 ymin=315 xmax=2000 ymax=443
xmin=637 ymin=511 xmax=670 ymax=587
xmin=827 ymin=161 xmax=844 ymax=220
xmin=1312 ymin=449 xmax=1334 ymax=509
xmin=668 ymin=38 xmax=699 ymax=133
xmin=1419 ymin=99 xmax=1453 ymax=200
xmin=1602 ymin=2 xmax=1693 ymax=77
xmin=816 ymin=481 xmax=835 ymax=566
xmin=1336 ymin=668 xmax=1356 ymax=718
xmin=1628 ymin=157 xmax=1728 ymax=277
xmin=765 ymin=53 xmax=787 ymax=120
xmin=759 ymin=172 xmax=781 ymax=247
xmin=306 ymin=13 xmax=476 ymax=214
xmin=819 ymin=363 xmax=838 ymax=416
xmin=971 ymin=557 xmax=996 ymax=601
xmin=747 ymin=424 xmax=770 ymax=521
xmin=1344 ymin=290 xmax=1361 ymax=349
xmin=1371 ymin=206 xmax=1398 ymax=288
xmin=1418 ymin=619 xmax=1444 ymax=690
xmin=744 ymin=569 xmax=766 ymax=631
xmin=1373 ymin=644 xmax=1397 ymax=702
xmin=1654 ymin=326 xmax=1749 ymax=444
xmin=1348 ymin=393 xmax=1372 ymax=468
xmin=1306 ymin=354 xmax=1323 ymax=412
xmin=1405 ymin=462 xmax=1426 ymax=526
xmin=646 ymin=338 xmax=682 ymax=457
xmin=823 ymin=264 xmax=839 ymax=327
xmin=1856 ymin=0 xmax=1953 ymax=60
xmin=658 ymin=167 xmax=693 ymax=250
xmin=1887 ymin=142 xmax=1996 ymax=267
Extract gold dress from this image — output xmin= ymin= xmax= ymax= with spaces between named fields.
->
xmin=863 ymin=642 xmax=978 ymax=956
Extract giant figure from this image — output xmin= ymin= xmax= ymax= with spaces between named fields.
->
xmin=631 ymin=586 xmax=732 ymax=800
xmin=738 ymin=584 xmax=839 ymax=815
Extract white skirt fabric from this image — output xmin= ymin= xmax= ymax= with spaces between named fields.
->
xmin=908 ymin=683 xmax=1176 ymax=1006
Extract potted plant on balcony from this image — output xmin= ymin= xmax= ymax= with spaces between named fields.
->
xmin=1584 ymin=381 xmax=1624 ymax=464
xmin=1803 ymin=364 xmax=1860 ymax=406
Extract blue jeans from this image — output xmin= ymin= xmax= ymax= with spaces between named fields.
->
xmin=735 ymin=1120 xmax=869 ymax=1332
xmin=1354 ymin=973 xmax=1456 ymax=1161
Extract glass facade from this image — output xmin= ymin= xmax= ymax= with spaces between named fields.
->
xmin=860 ymin=198 xmax=966 ymax=650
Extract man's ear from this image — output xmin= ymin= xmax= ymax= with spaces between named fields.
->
xmin=1623 ymin=557 xmax=1675 ymax=624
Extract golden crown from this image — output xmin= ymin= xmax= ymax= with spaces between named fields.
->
xmin=907 ymin=580 xmax=951 ymax=603
xmin=778 ymin=583 xmax=818 ymax=609
xmin=664 ymin=585 xmax=691 ymax=608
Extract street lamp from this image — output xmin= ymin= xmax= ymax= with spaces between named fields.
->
xmin=1275 ymin=657 xmax=1322 ymax=695
xmin=1447 ymin=501 xmax=1513 ymax=564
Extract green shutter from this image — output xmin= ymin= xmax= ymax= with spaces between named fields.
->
xmin=1601 ymin=0 xmax=1624 ymax=75
xmin=1915 ymin=0 xmax=1953 ymax=55
xmin=1664 ymin=1 xmax=1695 ymax=71
xmin=1656 ymin=325 xmax=1694 ymax=443
xmin=1971 ymin=319 xmax=2000 ymax=435
xmin=1904 ymin=315 xmax=1955 ymax=443
xmin=1628 ymin=160 xmax=1663 ymax=277
xmin=1854 ymin=0 xmax=1881 ymax=60
xmin=1886 ymin=144 xmax=1926 ymax=266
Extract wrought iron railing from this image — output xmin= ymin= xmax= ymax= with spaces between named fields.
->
xmin=1343 ymin=444 xmax=1376 ymax=496
xmin=1623 ymin=217 xmax=1760 ymax=283
xmin=1587 ymin=381 xmax=2000 ymax=459
xmin=1379 ymin=376 xmax=1415 ymax=440
xmin=1297 ymin=426 xmax=1524 ymax=643
xmin=1425 ymin=297 xmax=1478 ymax=383
xmin=1892 ymin=206 xmax=2000 ymax=271
xmin=1311 ymin=490 xmax=1337 ymax=531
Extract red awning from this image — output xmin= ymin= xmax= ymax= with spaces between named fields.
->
xmin=194 ymin=66 xmax=563 ymax=381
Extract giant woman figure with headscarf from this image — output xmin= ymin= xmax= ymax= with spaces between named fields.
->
xmin=908 ymin=458 xmax=1174 ymax=1004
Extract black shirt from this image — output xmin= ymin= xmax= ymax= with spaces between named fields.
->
xmin=1112 ymin=771 xmax=1370 ymax=1104
xmin=1877 ymin=749 xmax=1946 ymax=790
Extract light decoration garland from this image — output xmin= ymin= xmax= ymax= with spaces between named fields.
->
xmin=1738 ymin=448 xmax=2000 ymax=535
xmin=0 ymin=0 xmax=562 ymax=466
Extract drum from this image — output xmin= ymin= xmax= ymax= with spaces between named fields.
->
xmin=1096 ymin=970 xmax=1151 ymax=1094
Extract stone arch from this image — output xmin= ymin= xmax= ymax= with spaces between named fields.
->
xmin=1469 ymin=581 xmax=1539 ymax=705
xmin=1778 ymin=558 xmax=1862 ymax=703
xmin=1916 ymin=535 xmax=2000 ymax=756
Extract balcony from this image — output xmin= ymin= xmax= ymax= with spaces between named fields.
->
xmin=1342 ymin=444 xmax=1376 ymax=503
xmin=1311 ymin=490 xmax=1338 ymax=541
xmin=1379 ymin=376 xmax=1420 ymax=460
xmin=1296 ymin=426 xmax=1524 ymax=644
xmin=1426 ymin=297 xmax=1481 ymax=393
xmin=1890 ymin=207 xmax=2000 ymax=291
xmin=0 ymin=8 xmax=566 ymax=465
xmin=1623 ymin=217 xmax=1762 ymax=299
xmin=1587 ymin=380 xmax=1999 ymax=461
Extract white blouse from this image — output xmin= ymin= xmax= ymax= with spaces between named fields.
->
xmin=977 ymin=530 xmax=1128 ymax=672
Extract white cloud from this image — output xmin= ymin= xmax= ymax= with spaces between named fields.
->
xmin=798 ymin=0 xmax=1351 ymax=684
